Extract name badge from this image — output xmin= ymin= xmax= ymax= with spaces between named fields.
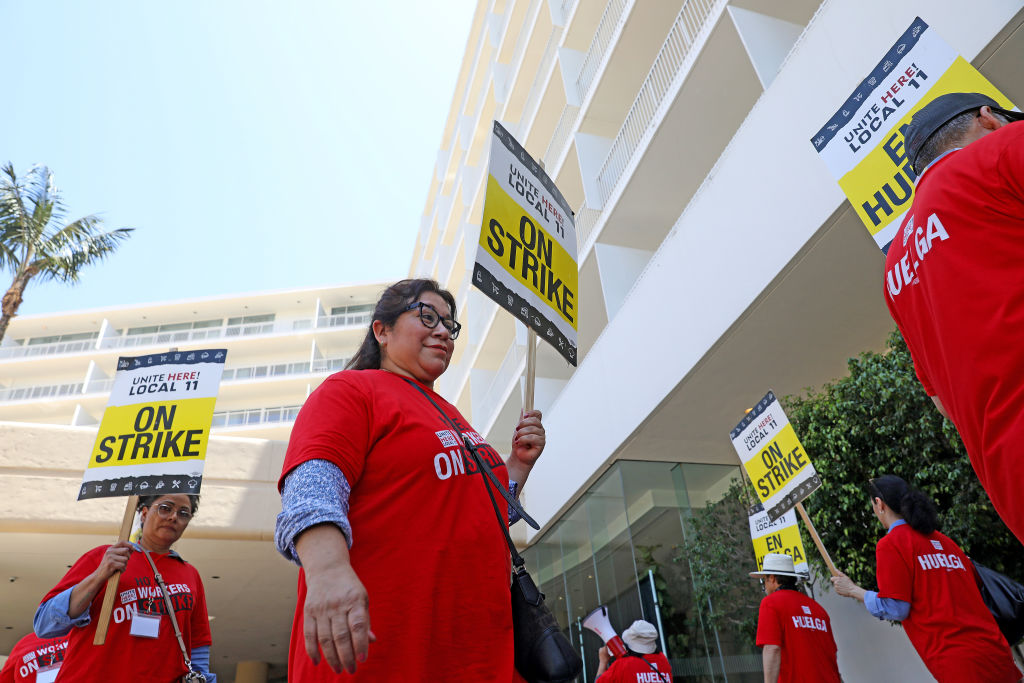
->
xmin=130 ymin=612 xmax=162 ymax=639
xmin=37 ymin=665 xmax=61 ymax=683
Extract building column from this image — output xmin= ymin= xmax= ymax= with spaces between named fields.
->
xmin=233 ymin=660 xmax=269 ymax=683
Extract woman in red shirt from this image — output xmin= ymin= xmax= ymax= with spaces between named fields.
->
xmin=832 ymin=475 xmax=1020 ymax=682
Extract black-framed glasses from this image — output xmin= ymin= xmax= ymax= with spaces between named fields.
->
xmin=403 ymin=301 xmax=461 ymax=339
xmin=153 ymin=502 xmax=193 ymax=522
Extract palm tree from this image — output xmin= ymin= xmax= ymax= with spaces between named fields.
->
xmin=0 ymin=163 xmax=133 ymax=343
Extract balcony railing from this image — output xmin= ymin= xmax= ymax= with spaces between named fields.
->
xmin=210 ymin=404 xmax=303 ymax=429
xmin=596 ymin=0 xmax=721 ymax=203
xmin=0 ymin=381 xmax=85 ymax=402
xmin=0 ymin=338 xmax=97 ymax=360
xmin=544 ymin=104 xmax=581 ymax=167
xmin=0 ymin=357 xmax=349 ymax=404
xmin=575 ymin=0 xmax=628 ymax=102
xmin=574 ymin=207 xmax=601 ymax=252
xmin=222 ymin=356 xmax=348 ymax=381
xmin=520 ymin=26 xmax=563 ymax=134
xmin=316 ymin=312 xmax=372 ymax=329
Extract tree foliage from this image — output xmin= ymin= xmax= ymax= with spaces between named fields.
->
xmin=0 ymin=163 xmax=133 ymax=342
xmin=678 ymin=477 xmax=762 ymax=647
xmin=786 ymin=330 xmax=1021 ymax=590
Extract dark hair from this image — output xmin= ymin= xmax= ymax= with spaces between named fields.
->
xmin=137 ymin=494 xmax=200 ymax=514
xmin=868 ymin=475 xmax=938 ymax=534
xmin=915 ymin=108 xmax=1012 ymax=172
xmin=346 ymin=278 xmax=458 ymax=371
xmin=774 ymin=575 xmax=799 ymax=590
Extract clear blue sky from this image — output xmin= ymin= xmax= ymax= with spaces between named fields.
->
xmin=1 ymin=0 xmax=477 ymax=315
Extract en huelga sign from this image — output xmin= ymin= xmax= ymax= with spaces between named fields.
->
xmin=748 ymin=502 xmax=808 ymax=576
xmin=730 ymin=391 xmax=820 ymax=522
xmin=79 ymin=349 xmax=227 ymax=500
xmin=474 ymin=120 xmax=579 ymax=365
xmin=811 ymin=16 xmax=1015 ymax=252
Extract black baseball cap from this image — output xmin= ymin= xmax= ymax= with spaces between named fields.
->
xmin=905 ymin=92 xmax=1024 ymax=173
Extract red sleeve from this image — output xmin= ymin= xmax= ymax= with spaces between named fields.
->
xmin=189 ymin=567 xmax=212 ymax=648
xmin=40 ymin=546 xmax=107 ymax=605
xmin=755 ymin=596 xmax=782 ymax=647
xmin=279 ymin=372 xmax=373 ymax=488
xmin=0 ymin=641 xmax=18 ymax=683
xmin=995 ymin=122 xmax=1024 ymax=199
xmin=875 ymin=533 xmax=914 ymax=602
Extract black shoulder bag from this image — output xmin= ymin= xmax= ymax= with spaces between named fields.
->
xmin=971 ymin=558 xmax=1024 ymax=645
xmin=401 ymin=378 xmax=582 ymax=683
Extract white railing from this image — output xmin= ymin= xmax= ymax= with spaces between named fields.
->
xmin=560 ymin=0 xmax=579 ymax=22
xmin=596 ymin=0 xmax=720 ymax=203
xmin=221 ymin=356 xmax=348 ymax=382
xmin=520 ymin=27 xmax=563 ymax=134
xmin=0 ymin=381 xmax=84 ymax=402
xmin=544 ymin=104 xmax=581 ymax=165
xmin=575 ymin=0 xmax=628 ymax=102
xmin=0 ymin=338 xmax=97 ymax=360
xmin=574 ymin=207 xmax=601 ymax=252
xmin=210 ymin=404 xmax=303 ymax=429
xmin=316 ymin=312 xmax=372 ymax=329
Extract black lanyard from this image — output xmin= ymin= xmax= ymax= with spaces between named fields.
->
xmin=399 ymin=376 xmax=540 ymax=571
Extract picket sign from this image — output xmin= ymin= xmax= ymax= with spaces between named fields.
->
xmin=731 ymin=392 xmax=838 ymax=577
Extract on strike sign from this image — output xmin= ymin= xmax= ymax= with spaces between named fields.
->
xmin=730 ymin=391 xmax=820 ymax=521
xmin=474 ymin=120 xmax=578 ymax=365
xmin=79 ymin=349 xmax=227 ymax=500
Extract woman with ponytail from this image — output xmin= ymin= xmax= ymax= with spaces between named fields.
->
xmin=273 ymin=279 xmax=548 ymax=682
xmin=832 ymin=475 xmax=1020 ymax=681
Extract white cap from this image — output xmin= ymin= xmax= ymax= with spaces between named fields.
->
xmin=622 ymin=620 xmax=659 ymax=654
xmin=749 ymin=553 xmax=802 ymax=578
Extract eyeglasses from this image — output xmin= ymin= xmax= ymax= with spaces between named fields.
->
xmin=403 ymin=301 xmax=461 ymax=340
xmin=153 ymin=502 xmax=193 ymax=522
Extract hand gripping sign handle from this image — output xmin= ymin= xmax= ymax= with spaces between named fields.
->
xmin=795 ymin=502 xmax=839 ymax=577
xmin=93 ymin=494 xmax=140 ymax=645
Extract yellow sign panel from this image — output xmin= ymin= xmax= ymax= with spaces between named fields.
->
xmin=480 ymin=176 xmax=578 ymax=329
xmin=89 ymin=398 xmax=216 ymax=469
xmin=742 ymin=423 xmax=812 ymax=501
xmin=750 ymin=511 xmax=808 ymax=574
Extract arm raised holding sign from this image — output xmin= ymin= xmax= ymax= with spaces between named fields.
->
xmin=830 ymin=475 xmax=1018 ymax=683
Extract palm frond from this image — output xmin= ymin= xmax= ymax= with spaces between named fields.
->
xmin=34 ymin=226 xmax=134 ymax=283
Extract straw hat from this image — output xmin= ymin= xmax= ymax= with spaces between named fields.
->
xmin=749 ymin=553 xmax=802 ymax=578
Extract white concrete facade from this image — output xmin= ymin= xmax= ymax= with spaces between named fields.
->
xmin=411 ymin=0 xmax=1024 ymax=679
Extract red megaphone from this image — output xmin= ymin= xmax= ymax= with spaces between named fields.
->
xmin=582 ymin=605 xmax=627 ymax=657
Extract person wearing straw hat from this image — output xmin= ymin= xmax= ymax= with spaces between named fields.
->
xmin=752 ymin=553 xmax=840 ymax=683
xmin=595 ymin=620 xmax=671 ymax=682
xmin=883 ymin=92 xmax=1024 ymax=548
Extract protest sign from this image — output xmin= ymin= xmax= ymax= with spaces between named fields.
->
xmin=730 ymin=390 xmax=820 ymax=522
xmin=749 ymin=503 xmax=808 ymax=576
xmin=811 ymin=17 xmax=1015 ymax=252
xmin=79 ymin=349 xmax=227 ymax=500
xmin=474 ymin=120 xmax=578 ymax=366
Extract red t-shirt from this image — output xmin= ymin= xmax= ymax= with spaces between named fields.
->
xmin=279 ymin=369 xmax=514 ymax=682
xmin=875 ymin=524 xmax=1019 ymax=682
xmin=755 ymin=588 xmax=840 ymax=683
xmin=39 ymin=546 xmax=211 ymax=683
xmin=884 ymin=122 xmax=1024 ymax=544
xmin=0 ymin=633 xmax=68 ymax=683
xmin=598 ymin=652 xmax=671 ymax=682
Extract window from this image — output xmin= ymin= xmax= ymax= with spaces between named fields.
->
xmin=26 ymin=331 xmax=99 ymax=346
xmin=330 ymin=304 xmax=374 ymax=316
xmin=227 ymin=314 xmax=275 ymax=326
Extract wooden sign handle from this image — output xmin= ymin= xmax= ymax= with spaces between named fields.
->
xmin=524 ymin=330 xmax=537 ymax=412
xmin=795 ymin=502 xmax=839 ymax=577
xmin=93 ymin=494 xmax=139 ymax=645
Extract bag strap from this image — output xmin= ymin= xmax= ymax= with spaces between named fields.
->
xmin=399 ymin=377 xmax=538 ymax=570
xmin=139 ymin=545 xmax=202 ymax=679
